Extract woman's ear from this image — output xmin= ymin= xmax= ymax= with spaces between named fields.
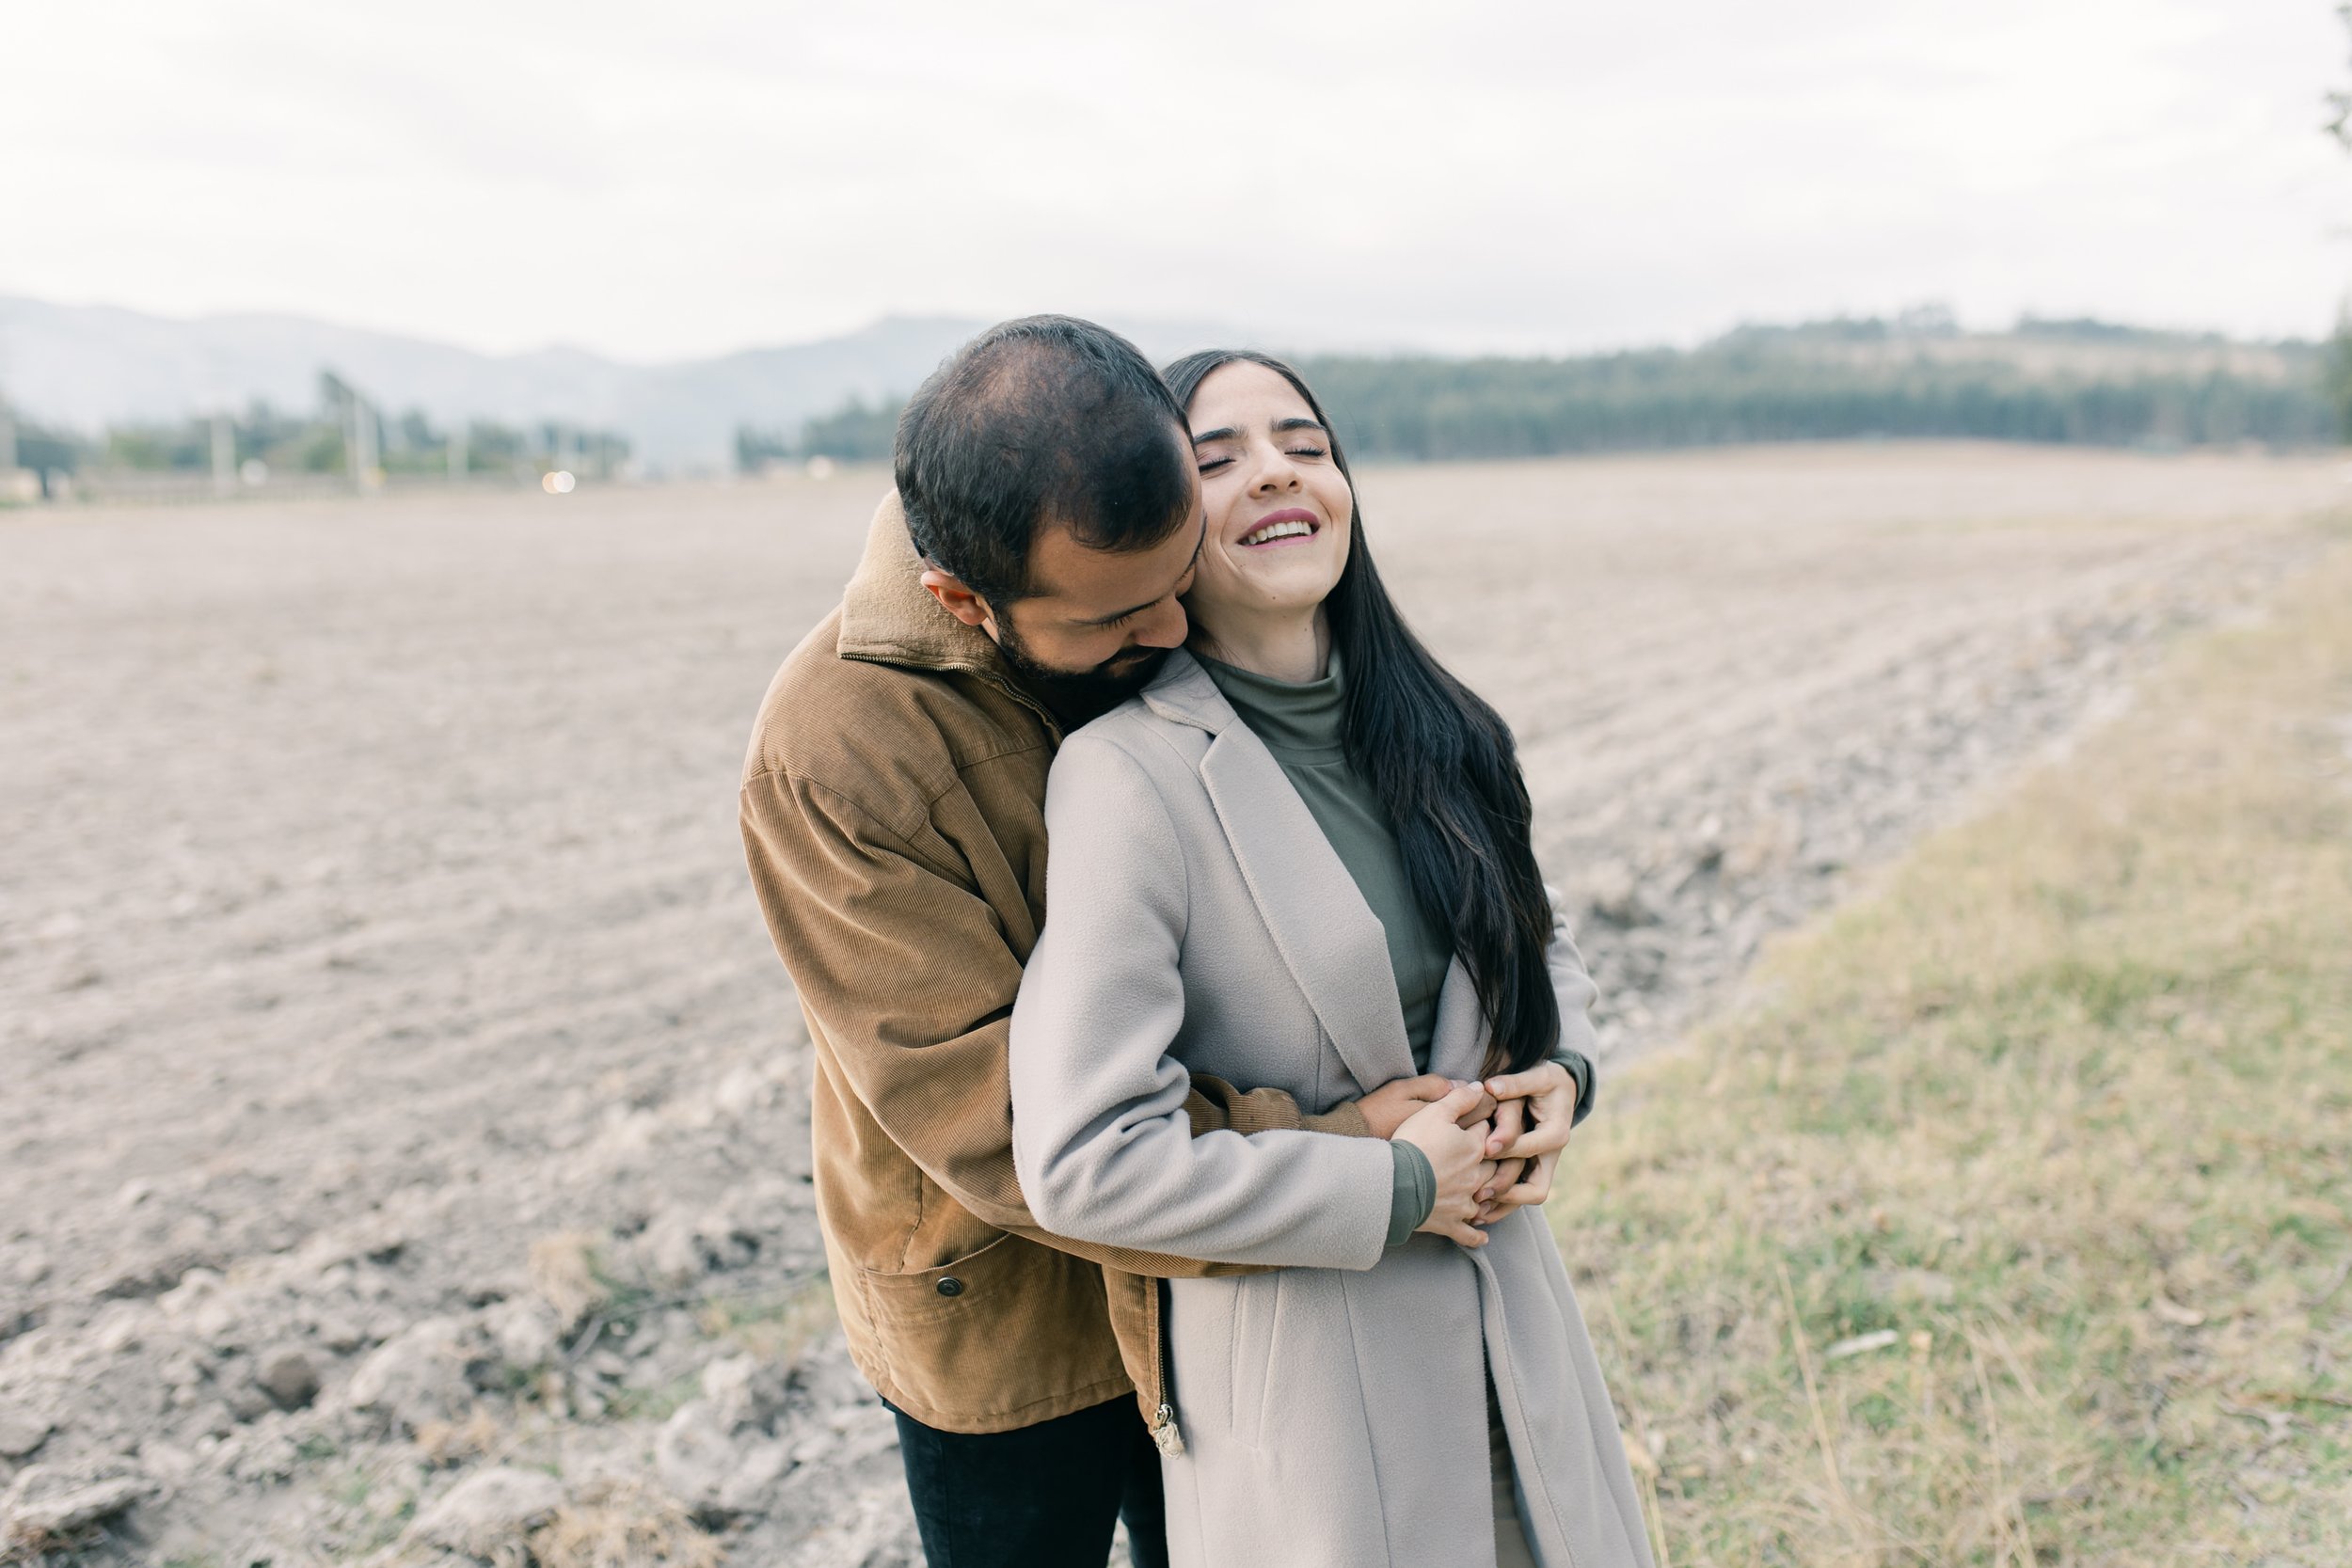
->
xmin=919 ymin=567 xmax=994 ymax=630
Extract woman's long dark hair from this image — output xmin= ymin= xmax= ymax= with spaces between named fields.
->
xmin=1163 ymin=350 xmax=1561 ymax=1076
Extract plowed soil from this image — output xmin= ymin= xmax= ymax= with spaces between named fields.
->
xmin=0 ymin=443 xmax=2340 ymax=1564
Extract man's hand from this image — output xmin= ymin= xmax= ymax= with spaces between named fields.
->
xmin=1394 ymin=1084 xmax=1500 ymax=1247
xmin=1356 ymin=1073 xmax=1497 ymax=1140
xmin=1472 ymin=1061 xmax=1577 ymax=1223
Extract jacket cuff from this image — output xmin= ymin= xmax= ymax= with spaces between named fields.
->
xmin=1387 ymin=1141 xmax=1436 ymax=1247
xmin=1300 ymin=1100 xmax=1374 ymax=1139
xmin=1553 ymin=1048 xmax=1597 ymax=1127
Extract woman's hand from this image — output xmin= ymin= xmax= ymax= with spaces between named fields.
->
xmin=1472 ymin=1062 xmax=1577 ymax=1223
xmin=1356 ymin=1073 xmax=1497 ymax=1140
xmin=1394 ymin=1083 xmax=1499 ymax=1247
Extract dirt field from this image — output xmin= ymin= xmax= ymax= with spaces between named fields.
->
xmin=0 ymin=444 xmax=2341 ymax=1563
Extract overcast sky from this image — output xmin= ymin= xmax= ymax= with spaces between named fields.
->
xmin=8 ymin=0 xmax=2346 ymax=362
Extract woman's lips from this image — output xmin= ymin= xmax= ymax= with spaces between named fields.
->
xmin=1238 ymin=508 xmax=1320 ymax=547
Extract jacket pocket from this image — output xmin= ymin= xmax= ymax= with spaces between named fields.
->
xmin=856 ymin=1231 xmax=1120 ymax=1421
xmin=859 ymin=1228 xmax=1025 ymax=1328
xmin=1228 ymin=1271 xmax=1282 ymax=1450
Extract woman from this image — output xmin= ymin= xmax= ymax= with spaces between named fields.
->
xmin=1009 ymin=351 xmax=1652 ymax=1568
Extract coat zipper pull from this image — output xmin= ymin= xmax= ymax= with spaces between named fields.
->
xmin=1151 ymin=1402 xmax=1185 ymax=1457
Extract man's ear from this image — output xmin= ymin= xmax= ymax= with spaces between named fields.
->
xmin=918 ymin=567 xmax=998 ymax=634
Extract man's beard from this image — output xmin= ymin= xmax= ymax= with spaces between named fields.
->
xmin=993 ymin=621 xmax=1172 ymax=726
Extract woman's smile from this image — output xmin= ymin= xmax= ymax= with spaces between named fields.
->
xmin=1238 ymin=507 xmax=1321 ymax=548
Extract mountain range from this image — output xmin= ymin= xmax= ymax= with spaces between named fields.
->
xmin=0 ymin=297 xmax=1283 ymax=472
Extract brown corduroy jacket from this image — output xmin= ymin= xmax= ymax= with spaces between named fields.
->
xmin=739 ymin=495 xmax=1375 ymax=1435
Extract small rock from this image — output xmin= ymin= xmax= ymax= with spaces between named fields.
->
xmin=3 ymin=1462 xmax=151 ymax=1541
xmin=717 ymin=1438 xmax=792 ymax=1514
xmin=229 ymin=1429 xmax=301 ymax=1484
xmin=1583 ymin=862 xmax=1660 ymax=928
xmin=310 ymin=1310 xmax=368 ymax=1354
xmin=654 ymin=1400 xmax=736 ymax=1513
xmin=703 ymin=1354 xmax=790 ymax=1433
xmin=485 ymin=1298 xmax=559 ymax=1371
xmin=345 ymin=1317 xmax=482 ymax=1433
xmin=712 ymin=1064 xmax=772 ymax=1119
xmin=257 ymin=1350 xmax=320 ymax=1411
xmin=409 ymin=1465 xmax=564 ymax=1555
xmin=0 ymin=1410 xmax=52 ymax=1460
xmin=135 ymin=1441 xmax=199 ymax=1485
xmin=219 ymin=1369 xmax=277 ymax=1424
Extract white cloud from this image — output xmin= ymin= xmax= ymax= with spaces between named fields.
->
xmin=3 ymin=0 xmax=2344 ymax=360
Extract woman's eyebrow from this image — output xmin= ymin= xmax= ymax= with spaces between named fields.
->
xmin=1190 ymin=417 xmax=1327 ymax=446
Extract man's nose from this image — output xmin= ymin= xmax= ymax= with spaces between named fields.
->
xmin=1131 ymin=596 xmax=1188 ymax=650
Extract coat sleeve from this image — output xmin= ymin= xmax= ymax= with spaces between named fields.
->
xmin=740 ymin=763 xmax=1360 ymax=1280
xmin=1009 ymin=732 xmax=1394 ymax=1271
xmin=1546 ymin=884 xmax=1601 ymax=1126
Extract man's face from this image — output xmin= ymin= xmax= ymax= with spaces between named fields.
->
xmin=978 ymin=483 xmax=1206 ymax=718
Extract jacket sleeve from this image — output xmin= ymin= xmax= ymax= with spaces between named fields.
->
xmin=1009 ymin=733 xmax=1395 ymax=1271
xmin=740 ymin=763 xmax=1361 ymax=1279
xmin=1546 ymin=884 xmax=1601 ymax=1126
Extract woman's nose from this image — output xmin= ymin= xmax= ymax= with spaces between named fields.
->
xmin=1248 ymin=451 xmax=1301 ymax=495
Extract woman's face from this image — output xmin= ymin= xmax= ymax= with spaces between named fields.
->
xmin=1182 ymin=361 xmax=1354 ymax=629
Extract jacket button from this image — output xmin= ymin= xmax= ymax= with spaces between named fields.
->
xmin=936 ymin=1276 xmax=963 ymax=1298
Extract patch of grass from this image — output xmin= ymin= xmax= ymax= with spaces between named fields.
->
xmin=695 ymin=1276 xmax=837 ymax=1365
xmin=605 ymin=1369 xmax=705 ymax=1424
xmin=1564 ymin=537 xmax=2352 ymax=1565
xmin=415 ymin=1404 xmax=503 ymax=1465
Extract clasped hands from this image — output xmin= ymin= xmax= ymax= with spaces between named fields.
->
xmin=1359 ymin=1063 xmax=1577 ymax=1247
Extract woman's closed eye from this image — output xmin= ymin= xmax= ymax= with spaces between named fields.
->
xmin=1197 ymin=445 xmax=1326 ymax=475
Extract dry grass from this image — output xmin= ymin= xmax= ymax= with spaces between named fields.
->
xmin=525 ymin=1480 xmax=722 ymax=1568
xmin=529 ymin=1232 xmax=614 ymax=1331
xmin=693 ymin=1278 xmax=839 ymax=1365
xmin=1562 ymin=534 xmax=2352 ymax=1566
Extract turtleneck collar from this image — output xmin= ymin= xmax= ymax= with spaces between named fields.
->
xmin=1195 ymin=645 xmax=1348 ymax=764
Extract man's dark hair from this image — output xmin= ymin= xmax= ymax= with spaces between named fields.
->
xmin=895 ymin=315 xmax=1194 ymax=607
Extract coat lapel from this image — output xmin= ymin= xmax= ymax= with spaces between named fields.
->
xmin=1426 ymin=958 xmax=1491 ymax=1082
xmin=1146 ymin=655 xmax=1416 ymax=1093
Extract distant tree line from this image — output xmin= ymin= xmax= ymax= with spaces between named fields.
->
xmin=12 ymin=373 xmax=628 ymax=483
xmin=750 ymin=317 xmax=2338 ymax=471
xmin=1293 ymin=346 xmax=2331 ymax=459
xmin=735 ymin=396 xmax=899 ymax=471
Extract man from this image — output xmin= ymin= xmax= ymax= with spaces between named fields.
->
xmin=739 ymin=317 xmax=1449 ymax=1566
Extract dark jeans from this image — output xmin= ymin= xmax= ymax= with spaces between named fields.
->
xmin=886 ymin=1393 xmax=1168 ymax=1568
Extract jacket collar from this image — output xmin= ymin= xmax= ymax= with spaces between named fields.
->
xmin=1137 ymin=649 xmax=1238 ymax=734
xmin=837 ymin=491 xmax=1011 ymax=678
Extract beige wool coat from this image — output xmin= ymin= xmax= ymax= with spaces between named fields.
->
xmin=1009 ymin=651 xmax=1655 ymax=1568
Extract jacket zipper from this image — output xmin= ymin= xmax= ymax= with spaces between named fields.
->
xmin=1150 ymin=1277 xmax=1184 ymax=1456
